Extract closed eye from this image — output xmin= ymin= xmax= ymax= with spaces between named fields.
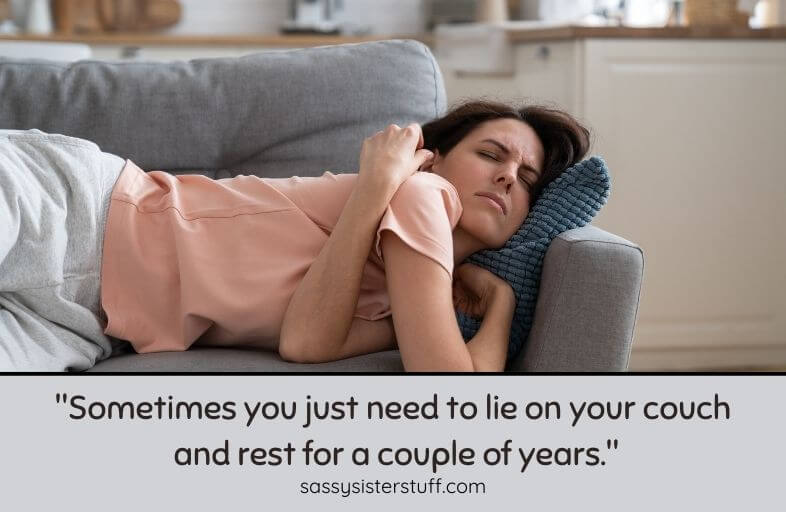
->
xmin=479 ymin=151 xmax=535 ymax=190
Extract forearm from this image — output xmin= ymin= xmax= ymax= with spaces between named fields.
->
xmin=465 ymin=286 xmax=515 ymax=372
xmin=279 ymin=183 xmax=396 ymax=360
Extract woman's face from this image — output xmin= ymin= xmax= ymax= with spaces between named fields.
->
xmin=425 ymin=118 xmax=545 ymax=250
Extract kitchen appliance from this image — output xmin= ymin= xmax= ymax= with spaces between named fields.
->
xmin=280 ymin=0 xmax=343 ymax=35
xmin=26 ymin=0 xmax=53 ymax=34
xmin=476 ymin=0 xmax=508 ymax=22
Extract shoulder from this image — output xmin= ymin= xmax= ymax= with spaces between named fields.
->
xmin=391 ymin=171 xmax=463 ymax=224
xmin=375 ymin=171 xmax=462 ymax=276
xmin=397 ymin=170 xmax=458 ymax=197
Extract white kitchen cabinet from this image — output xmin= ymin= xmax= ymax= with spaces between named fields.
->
xmin=441 ymin=39 xmax=582 ymax=111
xmin=438 ymin=37 xmax=786 ymax=370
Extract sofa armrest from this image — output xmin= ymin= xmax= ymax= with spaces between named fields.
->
xmin=507 ymin=226 xmax=644 ymax=372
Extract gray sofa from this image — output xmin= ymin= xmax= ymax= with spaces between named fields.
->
xmin=0 ymin=39 xmax=643 ymax=372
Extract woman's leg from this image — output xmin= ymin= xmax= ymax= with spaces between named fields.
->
xmin=0 ymin=129 xmax=125 ymax=370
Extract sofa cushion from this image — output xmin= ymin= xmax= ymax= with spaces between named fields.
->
xmin=0 ymin=39 xmax=446 ymax=179
xmin=88 ymin=347 xmax=405 ymax=372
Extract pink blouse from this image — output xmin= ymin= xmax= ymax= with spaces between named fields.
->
xmin=100 ymin=160 xmax=463 ymax=353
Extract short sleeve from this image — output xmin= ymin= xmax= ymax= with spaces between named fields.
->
xmin=373 ymin=171 xmax=463 ymax=277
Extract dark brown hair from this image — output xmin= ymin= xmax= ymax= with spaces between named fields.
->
xmin=421 ymin=99 xmax=591 ymax=202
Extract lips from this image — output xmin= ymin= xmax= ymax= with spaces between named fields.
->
xmin=476 ymin=192 xmax=507 ymax=215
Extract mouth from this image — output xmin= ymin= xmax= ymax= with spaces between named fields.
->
xmin=476 ymin=192 xmax=507 ymax=215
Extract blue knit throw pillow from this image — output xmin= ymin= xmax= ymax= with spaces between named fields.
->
xmin=454 ymin=156 xmax=611 ymax=360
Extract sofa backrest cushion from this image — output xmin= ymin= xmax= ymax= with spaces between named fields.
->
xmin=0 ymin=39 xmax=446 ymax=178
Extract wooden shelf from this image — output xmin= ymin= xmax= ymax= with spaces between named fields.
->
xmin=5 ymin=25 xmax=783 ymax=48
xmin=506 ymin=24 xmax=786 ymax=42
xmin=0 ymin=32 xmax=435 ymax=47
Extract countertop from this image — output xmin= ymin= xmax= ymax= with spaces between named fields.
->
xmin=0 ymin=32 xmax=435 ymax=47
xmin=504 ymin=24 xmax=786 ymax=42
xmin=2 ymin=24 xmax=785 ymax=48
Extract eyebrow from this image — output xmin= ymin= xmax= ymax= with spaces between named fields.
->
xmin=480 ymin=138 xmax=540 ymax=177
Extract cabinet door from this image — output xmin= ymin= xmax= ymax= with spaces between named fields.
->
xmin=511 ymin=41 xmax=583 ymax=114
xmin=584 ymin=39 xmax=786 ymax=354
xmin=439 ymin=41 xmax=582 ymax=112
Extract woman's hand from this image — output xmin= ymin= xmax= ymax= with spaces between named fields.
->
xmin=356 ymin=123 xmax=435 ymax=201
xmin=452 ymin=263 xmax=515 ymax=318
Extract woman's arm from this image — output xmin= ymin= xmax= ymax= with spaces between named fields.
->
xmin=278 ymin=183 xmax=395 ymax=363
xmin=381 ymin=231 xmax=514 ymax=372
xmin=464 ymin=285 xmax=515 ymax=371
xmin=278 ymin=124 xmax=434 ymax=363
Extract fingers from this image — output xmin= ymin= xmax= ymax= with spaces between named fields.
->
xmin=402 ymin=123 xmax=423 ymax=149
xmin=400 ymin=123 xmax=425 ymax=153
xmin=413 ymin=148 xmax=434 ymax=170
xmin=370 ymin=123 xmax=422 ymax=140
xmin=365 ymin=123 xmax=425 ymax=157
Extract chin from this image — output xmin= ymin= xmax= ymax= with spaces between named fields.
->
xmin=486 ymin=226 xmax=514 ymax=249
xmin=462 ymin=217 xmax=509 ymax=251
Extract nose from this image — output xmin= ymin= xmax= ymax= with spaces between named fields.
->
xmin=494 ymin=163 xmax=517 ymax=190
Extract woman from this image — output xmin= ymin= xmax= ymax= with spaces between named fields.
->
xmin=0 ymin=100 xmax=589 ymax=372
xmin=279 ymin=101 xmax=589 ymax=372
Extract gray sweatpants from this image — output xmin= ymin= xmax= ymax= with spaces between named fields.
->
xmin=0 ymin=129 xmax=126 ymax=371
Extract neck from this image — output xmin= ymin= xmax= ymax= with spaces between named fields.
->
xmin=452 ymin=228 xmax=485 ymax=267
